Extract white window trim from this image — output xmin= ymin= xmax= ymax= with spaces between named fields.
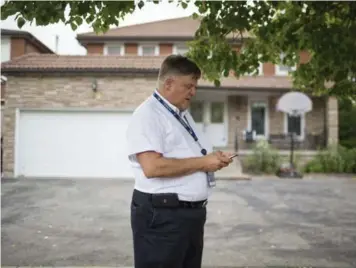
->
xmin=275 ymin=53 xmax=297 ymax=76
xmin=138 ymin=44 xmax=159 ymax=56
xmin=103 ymin=43 xmax=124 ymax=56
xmin=258 ymin=63 xmax=263 ymax=75
xmin=1 ymin=36 xmax=11 ymax=62
xmin=275 ymin=64 xmax=297 ymax=76
xmin=283 ymin=113 xmax=305 ymax=141
xmin=247 ymin=96 xmax=269 ymax=140
xmin=172 ymin=44 xmax=189 ymax=55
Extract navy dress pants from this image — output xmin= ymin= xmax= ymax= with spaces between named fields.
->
xmin=130 ymin=189 xmax=207 ymax=268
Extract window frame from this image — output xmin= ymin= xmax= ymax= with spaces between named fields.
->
xmin=173 ymin=43 xmax=189 ymax=55
xmin=247 ymin=97 xmax=269 ymax=140
xmin=103 ymin=43 xmax=124 ymax=56
xmin=275 ymin=52 xmax=297 ymax=76
xmin=284 ymin=113 xmax=305 ymax=140
xmin=138 ymin=43 xmax=159 ymax=56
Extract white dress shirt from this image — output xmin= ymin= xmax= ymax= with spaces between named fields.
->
xmin=126 ymin=90 xmax=212 ymax=201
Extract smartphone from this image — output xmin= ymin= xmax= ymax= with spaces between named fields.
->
xmin=229 ymin=153 xmax=238 ymax=159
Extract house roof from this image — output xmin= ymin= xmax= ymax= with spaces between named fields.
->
xmin=1 ymin=53 xmax=293 ymax=89
xmin=1 ymin=28 xmax=55 ymax=54
xmin=76 ymin=16 xmax=249 ymax=44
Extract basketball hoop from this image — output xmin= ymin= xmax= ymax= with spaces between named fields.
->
xmin=276 ymin=91 xmax=313 ymax=179
xmin=277 ymin=91 xmax=312 ymax=115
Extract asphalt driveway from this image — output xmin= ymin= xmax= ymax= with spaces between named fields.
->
xmin=1 ymin=177 xmax=356 ymax=268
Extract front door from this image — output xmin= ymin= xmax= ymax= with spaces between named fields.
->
xmin=190 ymin=100 xmax=226 ymax=147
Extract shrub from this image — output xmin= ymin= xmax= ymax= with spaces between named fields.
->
xmin=244 ymin=140 xmax=281 ymax=174
xmin=304 ymin=145 xmax=356 ymax=173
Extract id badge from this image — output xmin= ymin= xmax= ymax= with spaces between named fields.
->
xmin=207 ymin=172 xmax=216 ymax=188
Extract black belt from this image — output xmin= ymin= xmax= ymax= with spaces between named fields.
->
xmin=179 ymin=199 xmax=208 ymax=208
xmin=132 ymin=189 xmax=207 ymax=209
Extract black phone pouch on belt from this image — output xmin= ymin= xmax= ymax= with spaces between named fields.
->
xmin=151 ymin=193 xmax=180 ymax=208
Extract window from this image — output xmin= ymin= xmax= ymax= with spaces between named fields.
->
xmin=1 ymin=37 xmax=11 ymax=62
xmin=285 ymin=114 xmax=305 ymax=139
xmin=248 ymin=100 xmax=268 ymax=138
xmin=105 ymin=45 xmax=123 ymax=55
xmin=276 ymin=53 xmax=296 ymax=75
xmin=190 ymin=101 xmax=204 ymax=123
xmin=210 ymin=102 xmax=224 ymax=123
xmin=138 ymin=44 xmax=158 ymax=56
xmin=173 ymin=44 xmax=189 ymax=55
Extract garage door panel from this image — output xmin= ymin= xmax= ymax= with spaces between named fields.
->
xmin=17 ymin=110 xmax=134 ymax=178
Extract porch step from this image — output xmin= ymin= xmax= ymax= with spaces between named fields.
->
xmin=215 ymin=159 xmax=251 ymax=180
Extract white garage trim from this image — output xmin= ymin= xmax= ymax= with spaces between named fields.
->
xmin=14 ymin=108 xmax=135 ymax=179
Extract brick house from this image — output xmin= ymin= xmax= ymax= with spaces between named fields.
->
xmin=1 ymin=28 xmax=55 ymax=176
xmin=1 ymin=17 xmax=338 ymax=179
xmin=1 ymin=28 xmax=55 ymax=102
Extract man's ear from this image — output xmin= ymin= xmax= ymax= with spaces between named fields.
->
xmin=164 ymin=76 xmax=174 ymax=90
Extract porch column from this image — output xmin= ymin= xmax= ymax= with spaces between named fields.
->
xmin=326 ymin=96 xmax=338 ymax=145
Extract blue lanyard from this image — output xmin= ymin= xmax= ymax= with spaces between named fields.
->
xmin=153 ymin=92 xmax=207 ymax=155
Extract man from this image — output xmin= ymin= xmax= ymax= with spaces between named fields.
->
xmin=126 ymin=54 xmax=234 ymax=268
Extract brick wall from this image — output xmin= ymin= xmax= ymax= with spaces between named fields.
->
xmin=86 ymin=44 xmax=104 ymax=54
xmin=305 ymin=97 xmax=326 ymax=135
xmin=2 ymin=74 xmax=158 ymax=176
xmin=2 ymin=73 xmax=332 ymax=176
xmin=227 ymin=95 xmax=248 ymax=149
xmin=9 ymin=37 xmax=50 ymax=59
xmin=10 ymin=38 xmax=26 ymax=58
xmin=263 ymin=62 xmax=275 ymax=76
xmin=125 ymin=44 xmax=138 ymax=55
xmin=226 ymin=93 xmax=327 ymax=151
xmin=25 ymin=41 xmax=42 ymax=54
xmin=159 ymin=44 xmax=173 ymax=55
xmin=269 ymin=96 xmax=284 ymax=134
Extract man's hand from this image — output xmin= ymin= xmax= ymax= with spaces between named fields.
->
xmin=201 ymin=151 xmax=233 ymax=172
xmin=136 ymin=150 xmax=236 ymax=179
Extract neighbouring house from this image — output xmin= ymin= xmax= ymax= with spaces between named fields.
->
xmin=1 ymin=28 xmax=55 ymax=176
xmin=1 ymin=17 xmax=338 ymax=179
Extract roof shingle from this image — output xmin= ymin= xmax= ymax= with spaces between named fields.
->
xmin=77 ymin=17 xmax=201 ymax=38
xmin=76 ymin=16 xmax=250 ymax=43
xmin=1 ymin=28 xmax=55 ymax=54
xmin=1 ymin=53 xmax=293 ymax=89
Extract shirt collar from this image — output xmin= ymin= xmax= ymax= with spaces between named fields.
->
xmin=154 ymin=89 xmax=188 ymax=117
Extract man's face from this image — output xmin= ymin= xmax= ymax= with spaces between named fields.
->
xmin=165 ymin=74 xmax=199 ymax=111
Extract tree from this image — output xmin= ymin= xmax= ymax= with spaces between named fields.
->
xmin=1 ymin=0 xmax=356 ymax=97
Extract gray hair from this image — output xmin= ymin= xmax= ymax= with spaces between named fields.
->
xmin=157 ymin=54 xmax=201 ymax=86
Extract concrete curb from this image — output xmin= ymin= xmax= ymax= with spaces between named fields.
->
xmin=216 ymin=174 xmax=252 ymax=180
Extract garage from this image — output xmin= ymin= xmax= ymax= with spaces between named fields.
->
xmin=15 ymin=109 xmax=134 ymax=179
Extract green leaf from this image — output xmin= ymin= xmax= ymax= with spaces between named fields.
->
xmin=137 ymin=1 xmax=144 ymax=9
xmin=70 ymin=22 xmax=78 ymax=31
xmin=17 ymin=17 xmax=26 ymax=28
xmin=214 ymin=79 xmax=221 ymax=87
xmin=75 ymin=16 xmax=83 ymax=26
xmin=192 ymin=12 xmax=199 ymax=20
xmin=1 ymin=0 xmax=355 ymax=98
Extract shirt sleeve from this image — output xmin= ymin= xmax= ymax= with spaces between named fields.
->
xmin=126 ymin=111 xmax=165 ymax=160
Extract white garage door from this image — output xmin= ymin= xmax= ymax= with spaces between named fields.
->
xmin=16 ymin=110 xmax=134 ymax=179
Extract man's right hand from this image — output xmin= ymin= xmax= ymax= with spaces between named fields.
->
xmin=201 ymin=151 xmax=232 ymax=172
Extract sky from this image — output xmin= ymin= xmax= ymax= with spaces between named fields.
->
xmin=0 ymin=0 xmax=197 ymax=55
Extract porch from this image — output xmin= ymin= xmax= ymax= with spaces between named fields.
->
xmin=191 ymin=88 xmax=338 ymax=152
